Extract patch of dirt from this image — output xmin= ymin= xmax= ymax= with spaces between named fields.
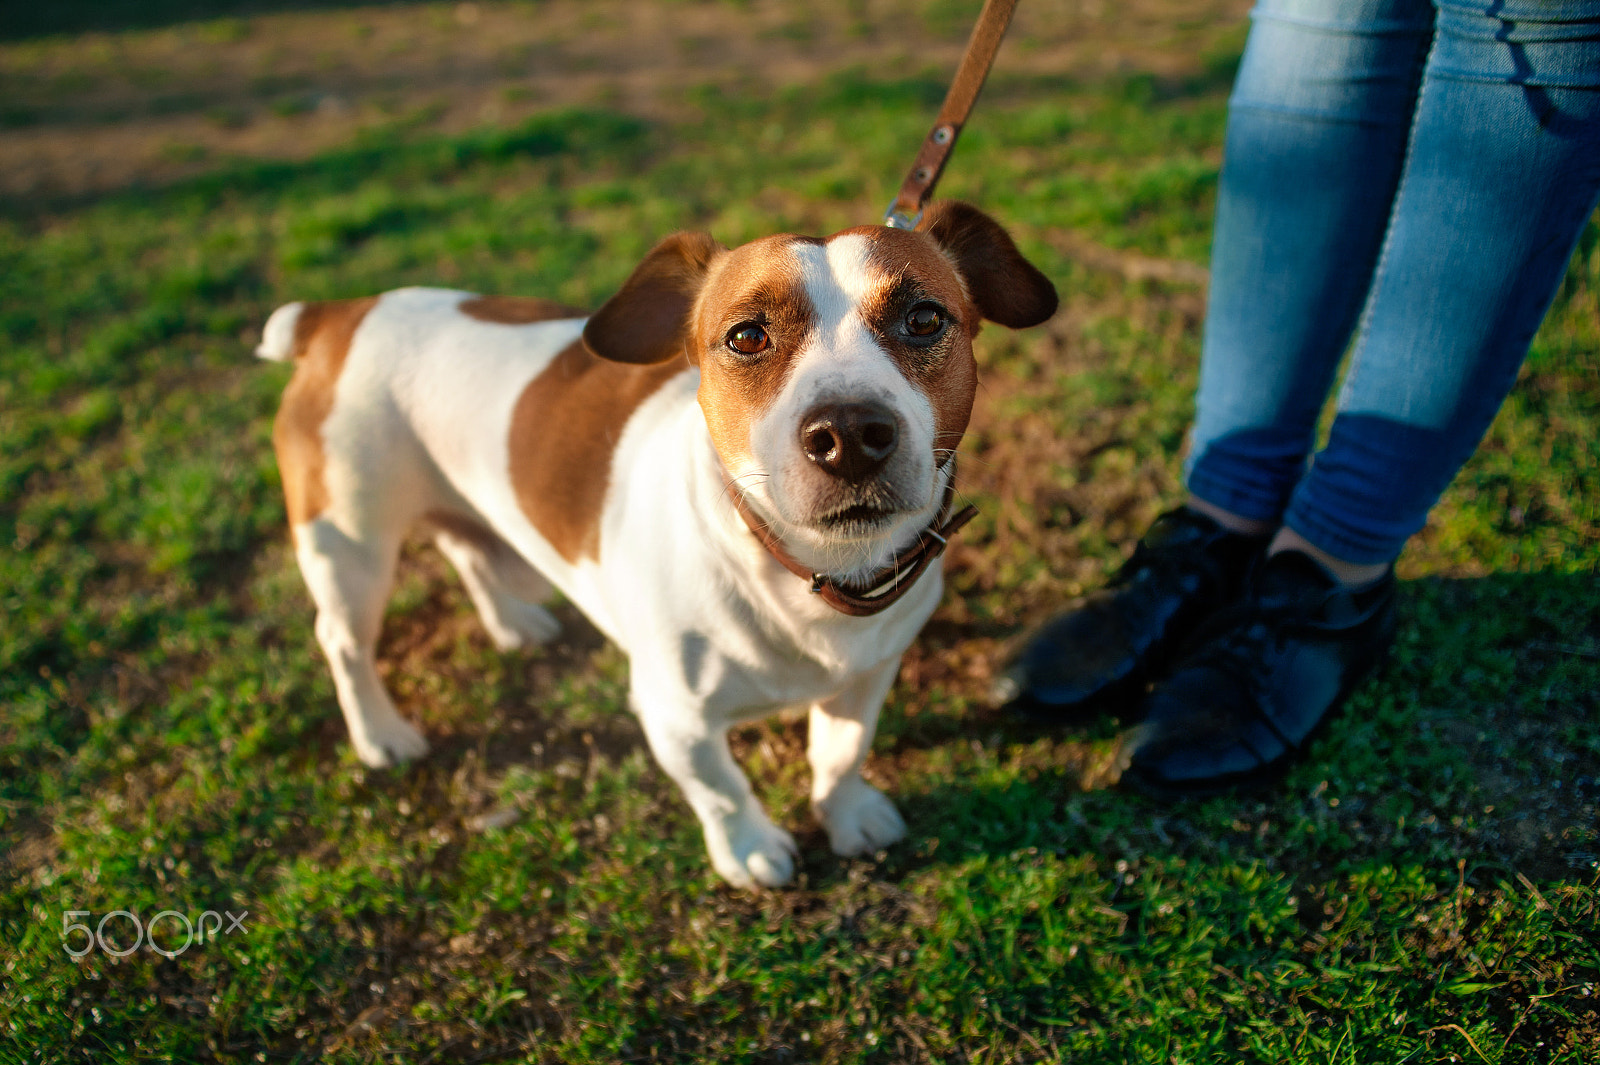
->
xmin=917 ymin=265 xmax=1207 ymax=665
xmin=373 ymin=537 xmax=640 ymax=773
xmin=0 ymin=0 xmax=1252 ymax=203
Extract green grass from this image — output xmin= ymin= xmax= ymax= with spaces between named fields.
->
xmin=3 ymin=32 xmax=1599 ymax=1065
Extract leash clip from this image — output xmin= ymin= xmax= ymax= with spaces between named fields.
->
xmin=883 ymin=201 xmax=923 ymax=230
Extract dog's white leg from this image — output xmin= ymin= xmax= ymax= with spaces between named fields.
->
xmin=433 ymin=527 xmax=561 ymax=651
xmin=809 ymin=657 xmax=906 ymax=857
xmin=634 ymin=696 xmax=798 ymax=890
xmin=295 ymin=519 xmax=430 ymax=768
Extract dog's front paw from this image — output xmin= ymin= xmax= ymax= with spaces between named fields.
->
xmin=350 ymin=715 xmax=431 ymax=768
xmin=816 ymin=778 xmax=906 ymax=857
xmin=706 ymin=813 xmax=799 ymax=890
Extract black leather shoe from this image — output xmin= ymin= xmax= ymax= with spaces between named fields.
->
xmin=996 ymin=507 xmax=1268 ymax=721
xmin=1121 ymin=549 xmax=1397 ymax=796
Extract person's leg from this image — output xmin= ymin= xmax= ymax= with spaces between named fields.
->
xmin=1279 ymin=1 xmax=1600 ymax=572
xmin=1002 ymin=0 xmax=1435 ymax=716
xmin=1185 ymin=0 xmax=1436 ymax=528
xmin=1130 ymin=0 xmax=1600 ymax=793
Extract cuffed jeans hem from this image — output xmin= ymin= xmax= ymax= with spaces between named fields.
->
xmin=1280 ymin=507 xmax=1410 ymax=566
xmin=1184 ymin=470 xmax=1295 ymax=529
xmin=1184 ymin=426 xmax=1321 ymax=526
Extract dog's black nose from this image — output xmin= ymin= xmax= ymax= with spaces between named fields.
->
xmin=800 ymin=401 xmax=899 ymax=483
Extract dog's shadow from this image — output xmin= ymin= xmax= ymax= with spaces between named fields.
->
xmin=352 ymin=552 xmax=1597 ymax=898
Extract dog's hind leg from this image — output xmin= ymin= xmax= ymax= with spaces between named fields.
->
xmin=429 ymin=517 xmax=562 ymax=651
xmin=808 ymin=657 xmax=906 ymax=857
xmin=295 ymin=519 xmax=430 ymax=768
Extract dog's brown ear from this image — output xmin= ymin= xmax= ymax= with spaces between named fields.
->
xmin=583 ymin=232 xmax=723 ymax=364
xmin=920 ymin=201 xmax=1058 ymax=329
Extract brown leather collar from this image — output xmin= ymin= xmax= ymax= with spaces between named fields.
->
xmin=725 ymin=467 xmax=977 ymax=617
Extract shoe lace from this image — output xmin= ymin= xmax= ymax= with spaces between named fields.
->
xmin=1182 ymin=604 xmax=1284 ymax=685
xmin=1167 ymin=606 xmax=1300 ymax=754
xmin=1166 ymin=572 xmax=1368 ymax=753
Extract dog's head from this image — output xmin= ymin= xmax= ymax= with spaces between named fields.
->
xmin=582 ymin=201 xmax=1057 ymax=581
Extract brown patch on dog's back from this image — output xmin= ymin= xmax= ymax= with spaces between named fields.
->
xmin=459 ymin=295 xmax=587 ymax=324
xmin=508 ymin=340 xmax=689 ymax=562
xmin=272 ymin=296 xmax=380 ymax=528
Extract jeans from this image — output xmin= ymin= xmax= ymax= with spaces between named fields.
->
xmin=1185 ymin=0 xmax=1600 ymax=564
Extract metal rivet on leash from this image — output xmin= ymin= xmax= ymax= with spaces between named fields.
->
xmin=882 ymin=0 xmax=1019 ymax=229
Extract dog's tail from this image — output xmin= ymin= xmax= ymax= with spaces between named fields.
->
xmin=255 ymin=301 xmax=306 ymax=362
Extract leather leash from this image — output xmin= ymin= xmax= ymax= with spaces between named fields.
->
xmin=884 ymin=0 xmax=1020 ymax=229
xmin=726 ymin=469 xmax=978 ymax=617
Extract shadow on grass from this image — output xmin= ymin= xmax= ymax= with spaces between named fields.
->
xmin=333 ymin=559 xmax=1597 ymax=893
xmin=0 ymin=0 xmax=419 ymax=41
xmin=309 ymin=556 xmax=1600 ymax=911
xmin=857 ymin=568 xmax=1600 ymax=891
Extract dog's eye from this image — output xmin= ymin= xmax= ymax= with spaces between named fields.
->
xmin=726 ymin=324 xmax=770 ymax=356
xmin=904 ymin=303 xmax=946 ymax=339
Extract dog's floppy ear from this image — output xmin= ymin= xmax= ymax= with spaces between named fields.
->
xmin=583 ymin=232 xmax=724 ymax=365
xmin=920 ymin=201 xmax=1058 ymax=329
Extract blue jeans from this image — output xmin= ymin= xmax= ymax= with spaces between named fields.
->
xmin=1186 ymin=0 xmax=1600 ymax=564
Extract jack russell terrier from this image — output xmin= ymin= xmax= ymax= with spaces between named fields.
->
xmin=258 ymin=201 xmax=1056 ymax=888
